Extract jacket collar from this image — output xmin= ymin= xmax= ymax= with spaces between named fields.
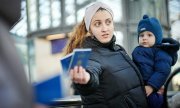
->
xmin=83 ymin=35 xmax=117 ymax=50
xmin=155 ymin=38 xmax=180 ymax=66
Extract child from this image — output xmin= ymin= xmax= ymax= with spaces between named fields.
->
xmin=132 ymin=15 xmax=179 ymax=108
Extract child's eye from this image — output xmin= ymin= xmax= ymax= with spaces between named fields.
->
xmin=148 ymin=34 xmax=152 ymax=37
xmin=139 ymin=34 xmax=144 ymax=37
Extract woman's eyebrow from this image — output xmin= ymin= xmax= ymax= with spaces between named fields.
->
xmin=106 ymin=18 xmax=112 ymax=20
xmin=91 ymin=20 xmax=101 ymax=24
xmin=92 ymin=19 xmax=101 ymax=22
xmin=93 ymin=18 xmax=112 ymax=22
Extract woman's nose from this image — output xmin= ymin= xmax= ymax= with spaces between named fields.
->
xmin=101 ymin=24 xmax=108 ymax=32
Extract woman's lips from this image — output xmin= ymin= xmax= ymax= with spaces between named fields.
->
xmin=102 ymin=34 xmax=109 ymax=37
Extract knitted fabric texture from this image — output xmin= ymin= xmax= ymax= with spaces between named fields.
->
xmin=137 ymin=15 xmax=163 ymax=45
xmin=84 ymin=2 xmax=114 ymax=31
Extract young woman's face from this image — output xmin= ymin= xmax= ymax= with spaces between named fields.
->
xmin=139 ymin=31 xmax=155 ymax=47
xmin=90 ymin=10 xmax=114 ymax=43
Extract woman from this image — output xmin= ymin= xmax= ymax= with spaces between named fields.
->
xmin=65 ymin=2 xmax=148 ymax=108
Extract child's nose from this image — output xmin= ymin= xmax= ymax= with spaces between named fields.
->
xmin=143 ymin=35 xmax=148 ymax=40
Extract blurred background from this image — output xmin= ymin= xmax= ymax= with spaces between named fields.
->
xmin=10 ymin=0 xmax=180 ymax=97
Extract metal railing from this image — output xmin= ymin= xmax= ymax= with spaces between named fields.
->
xmin=49 ymin=95 xmax=82 ymax=107
xmin=164 ymin=67 xmax=180 ymax=108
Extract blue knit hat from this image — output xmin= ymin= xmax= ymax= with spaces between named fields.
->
xmin=137 ymin=15 xmax=163 ymax=45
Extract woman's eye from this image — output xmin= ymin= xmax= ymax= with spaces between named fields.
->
xmin=94 ymin=22 xmax=101 ymax=27
xmin=106 ymin=20 xmax=112 ymax=25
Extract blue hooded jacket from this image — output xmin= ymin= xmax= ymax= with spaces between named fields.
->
xmin=132 ymin=38 xmax=179 ymax=90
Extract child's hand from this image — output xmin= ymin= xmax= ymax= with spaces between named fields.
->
xmin=145 ymin=85 xmax=153 ymax=96
xmin=70 ymin=66 xmax=90 ymax=84
xmin=158 ymin=86 xmax=164 ymax=94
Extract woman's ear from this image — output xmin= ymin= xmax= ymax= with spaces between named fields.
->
xmin=89 ymin=29 xmax=93 ymax=35
xmin=86 ymin=32 xmax=91 ymax=36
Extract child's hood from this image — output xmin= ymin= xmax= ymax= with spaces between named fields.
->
xmin=156 ymin=38 xmax=180 ymax=66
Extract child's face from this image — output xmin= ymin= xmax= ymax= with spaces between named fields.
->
xmin=90 ymin=10 xmax=114 ymax=44
xmin=139 ymin=31 xmax=155 ymax=47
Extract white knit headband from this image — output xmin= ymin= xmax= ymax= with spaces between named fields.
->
xmin=84 ymin=2 xmax=114 ymax=31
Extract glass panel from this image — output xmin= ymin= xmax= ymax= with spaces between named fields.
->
xmin=129 ymin=0 xmax=141 ymax=22
xmin=39 ymin=0 xmax=51 ymax=29
xmin=29 ymin=0 xmax=37 ymax=32
xmin=128 ymin=0 xmax=156 ymax=23
xmin=27 ymin=39 xmax=36 ymax=82
xmin=76 ymin=0 xmax=89 ymax=4
xmin=140 ymin=0 xmax=155 ymax=17
xmin=115 ymin=31 xmax=123 ymax=46
xmin=169 ymin=0 xmax=180 ymax=39
xmin=65 ymin=0 xmax=75 ymax=25
xmin=77 ymin=7 xmax=86 ymax=23
xmin=15 ymin=43 xmax=29 ymax=79
xmin=76 ymin=0 xmax=90 ymax=23
xmin=10 ymin=1 xmax=27 ymax=37
xmin=52 ymin=0 xmax=61 ymax=27
xmin=169 ymin=0 xmax=180 ymax=69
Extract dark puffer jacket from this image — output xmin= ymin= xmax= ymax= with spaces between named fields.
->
xmin=74 ymin=36 xmax=148 ymax=108
xmin=132 ymin=38 xmax=179 ymax=90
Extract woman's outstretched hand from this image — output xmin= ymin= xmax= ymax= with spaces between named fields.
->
xmin=70 ymin=66 xmax=90 ymax=84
